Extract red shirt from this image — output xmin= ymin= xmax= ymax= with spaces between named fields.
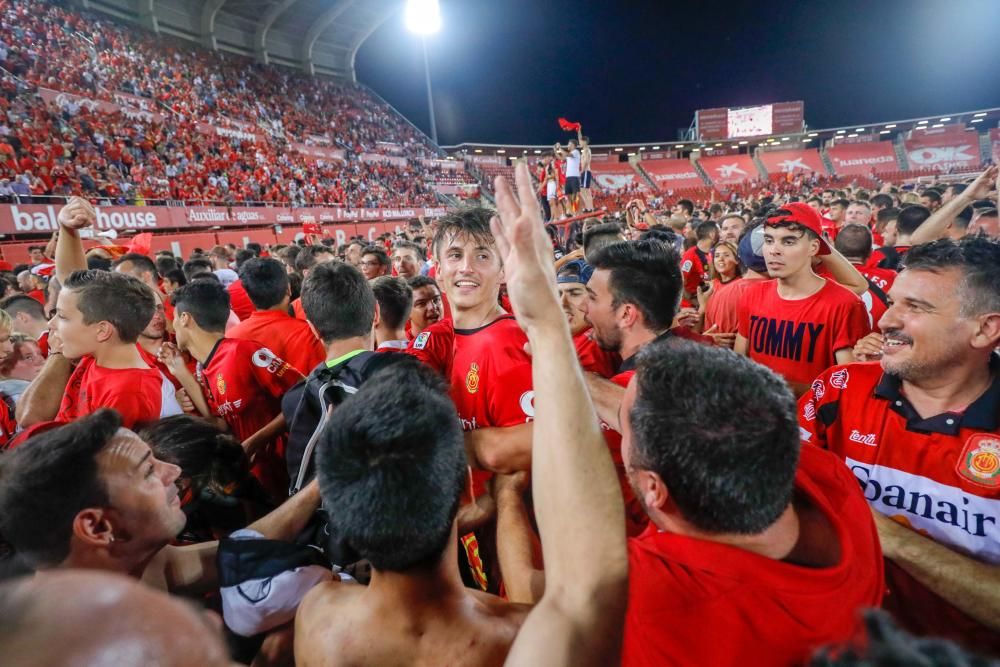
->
xmin=27 ymin=289 xmax=45 ymax=305
xmin=37 ymin=331 xmax=49 ymax=359
xmin=798 ymin=360 xmax=1000 ymax=655
xmin=622 ymin=444 xmax=884 ymax=666
xmin=859 ymin=266 xmax=897 ymax=293
xmin=737 ymin=279 xmax=869 ymax=387
xmin=0 ymin=395 xmax=17 ymax=449
xmin=196 ymin=338 xmax=304 ymax=499
xmin=227 ymin=279 xmax=255 ymax=321
xmin=227 ymin=310 xmax=326 ymax=375
xmin=574 ymin=329 xmax=619 ymax=378
xmin=290 ymin=297 xmax=306 ymax=321
xmin=406 ymin=317 xmax=455 ymax=380
xmin=679 ymin=246 xmax=710 ymax=296
xmin=57 ymin=356 xmax=183 ymax=428
xmin=705 ymin=276 xmax=768 ymax=334
xmin=865 ymin=245 xmax=911 ymax=271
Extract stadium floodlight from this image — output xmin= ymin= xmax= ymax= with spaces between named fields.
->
xmin=848 ymin=133 xmax=858 ymax=138
xmin=533 ymin=149 xmax=541 ymax=154
xmin=675 ymin=144 xmax=684 ymax=148
xmin=836 ymin=130 xmax=846 ymax=134
xmin=939 ymin=117 xmax=951 ymax=122
xmin=405 ymin=0 xmax=441 ymax=35
xmin=497 ymin=149 xmax=505 ymax=154
xmin=917 ymin=120 xmax=928 ymax=125
xmin=614 ymin=147 xmax=623 ymax=152
xmin=974 ymin=112 xmax=987 ymax=117
xmin=855 ymin=128 xmax=864 ymax=132
xmin=474 ymin=148 xmax=483 ymax=153
xmin=880 ymin=130 xmax=890 ymax=134
xmin=884 ymin=124 xmax=896 ymax=128
xmin=652 ymin=145 xmax=661 ymax=150
xmin=931 ymin=123 xmax=943 ymax=128
xmin=406 ymin=0 xmax=442 ymax=145
xmin=738 ymin=140 xmax=748 ymax=145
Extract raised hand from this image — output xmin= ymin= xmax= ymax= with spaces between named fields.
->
xmin=57 ymin=196 xmax=97 ymax=231
xmin=966 ymin=165 xmax=998 ymax=200
xmin=491 ymin=163 xmax=564 ymax=332
xmin=853 ymin=332 xmax=884 ymax=362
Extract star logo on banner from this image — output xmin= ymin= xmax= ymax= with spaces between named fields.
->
xmin=778 ymin=158 xmax=808 ymax=172
xmin=716 ymin=163 xmax=748 ymax=178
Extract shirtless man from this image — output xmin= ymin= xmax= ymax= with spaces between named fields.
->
xmin=295 ymin=358 xmax=530 ymax=666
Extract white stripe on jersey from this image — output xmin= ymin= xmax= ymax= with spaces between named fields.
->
xmin=159 ymin=374 xmax=184 ymax=418
xmin=846 ymin=457 xmax=999 ymax=565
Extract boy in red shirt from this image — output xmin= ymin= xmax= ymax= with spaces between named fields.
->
xmin=226 ymin=258 xmax=326 ymax=375
xmin=735 ymin=203 xmax=869 ymax=395
xmin=171 ymin=280 xmax=303 ymax=500
xmin=50 ymin=270 xmax=183 ymax=428
xmin=679 ymin=220 xmax=717 ymax=305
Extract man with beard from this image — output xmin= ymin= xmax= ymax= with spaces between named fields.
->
xmin=558 ymin=261 xmax=618 ymax=378
xmin=800 ymin=236 xmax=1000 ymax=656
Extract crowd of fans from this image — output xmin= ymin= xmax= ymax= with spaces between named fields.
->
xmin=0 ymin=155 xmax=996 ymax=665
xmin=0 ymin=0 xmax=441 ymax=207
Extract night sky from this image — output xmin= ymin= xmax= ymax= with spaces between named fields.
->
xmin=355 ymin=0 xmax=1000 ymax=146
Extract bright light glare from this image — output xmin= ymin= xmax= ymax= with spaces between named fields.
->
xmin=405 ymin=0 xmax=441 ymax=35
xmin=974 ymin=112 xmax=987 ymax=117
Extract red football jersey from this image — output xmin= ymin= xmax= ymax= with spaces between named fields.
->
xmin=37 ymin=331 xmax=49 ymax=359
xmin=226 ymin=279 xmax=255 ymax=321
xmin=679 ymin=246 xmax=710 ymax=296
xmin=406 ymin=317 xmax=455 ymax=380
xmin=737 ymin=279 xmax=869 ymax=387
xmin=197 ymin=338 xmax=304 ymax=498
xmin=227 ymin=310 xmax=326 ymax=376
xmin=622 ymin=444 xmax=884 ymax=666
xmin=0 ymin=394 xmax=17 ymax=449
xmin=859 ymin=266 xmax=897 ymax=293
xmin=798 ymin=361 xmax=1000 ymax=655
xmin=57 ymin=356 xmax=183 ymax=429
xmin=865 ymin=245 xmax=911 ymax=271
xmin=574 ymin=329 xmax=619 ymax=378
xmin=291 ymin=297 xmax=306 ymax=321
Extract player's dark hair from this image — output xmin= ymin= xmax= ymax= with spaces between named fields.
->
xmin=163 ymin=268 xmax=187 ymax=289
xmin=921 ymin=190 xmax=942 ymax=205
xmin=947 ymin=183 xmax=968 ymax=197
xmin=170 ymin=280 xmax=230 ymax=333
xmin=833 ymin=224 xmax=873 ymax=262
xmin=139 ymin=416 xmax=251 ymax=504
xmin=112 ymin=253 xmax=158 ymax=281
xmin=630 ymin=341 xmax=799 ymax=534
xmin=154 ymin=255 xmax=178 ymax=277
xmin=393 ymin=240 xmax=426 ymax=261
xmin=582 ymin=223 xmax=624 ymax=260
xmin=182 ymin=258 xmax=213 ymax=281
xmin=293 ymin=245 xmax=336 ymax=274
xmin=370 ymin=276 xmax=413 ymax=331
xmin=0 ymin=410 xmax=119 ymax=566
xmin=361 ymin=246 xmax=389 ymax=268
xmin=902 ymin=236 xmax=1000 ymax=318
xmin=676 ymin=199 xmax=694 ymax=216
xmin=876 ymin=207 xmax=900 ymax=227
xmin=316 ymin=359 xmax=464 ymax=571
xmin=694 ymin=220 xmax=718 ymax=241
xmin=870 ymin=193 xmax=893 ymax=210
xmin=301 ymin=261 xmax=375 ymax=343
xmin=63 ymin=270 xmax=154 ymax=344
xmin=953 ymin=206 xmax=974 ymax=231
xmin=0 ymin=294 xmax=45 ymax=322
xmin=407 ymin=275 xmax=439 ymax=292
xmin=431 ymin=207 xmax=496 ymax=260
xmin=897 ymin=204 xmax=931 ymax=236
xmin=831 ymin=198 xmax=850 ymax=210
xmin=588 ymin=240 xmax=681 ymax=330
xmin=245 ymin=243 xmax=262 ymax=257
xmin=239 ymin=258 xmax=288 ymax=310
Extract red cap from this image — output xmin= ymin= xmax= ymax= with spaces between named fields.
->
xmin=765 ymin=202 xmax=832 ymax=255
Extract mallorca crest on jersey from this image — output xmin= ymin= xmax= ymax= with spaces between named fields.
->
xmin=466 ymin=362 xmax=480 ymax=394
xmin=810 ymin=378 xmax=826 ymax=400
xmin=957 ymin=434 xmax=1000 ymax=488
xmin=216 ymin=373 xmax=227 ymax=395
xmin=414 ymin=331 xmax=430 ymax=350
xmin=830 ymin=368 xmax=849 ymax=389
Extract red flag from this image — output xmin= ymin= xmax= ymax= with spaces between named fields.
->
xmin=128 ymin=232 xmax=153 ymax=257
xmin=558 ymin=117 xmax=581 ymax=131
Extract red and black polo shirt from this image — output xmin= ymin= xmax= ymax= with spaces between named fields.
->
xmin=798 ymin=358 xmax=1000 ymax=655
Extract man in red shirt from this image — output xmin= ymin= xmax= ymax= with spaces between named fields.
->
xmin=227 ymin=258 xmax=325 ymax=375
xmin=405 ymin=275 xmax=443 ymax=339
xmin=799 ymin=236 xmax=1000 ymax=655
xmin=390 ymin=240 xmax=425 ymax=280
xmin=735 ymin=203 xmax=869 ymax=395
xmin=290 ymin=245 xmax=337 ymax=320
xmin=835 ymin=223 xmax=895 ymax=327
xmin=556 ymin=262 xmax=618 ymax=378
xmin=679 ymin=220 xmax=717 ymax=304
xmin=617 ymin=342 xmax=883 ymax=665
xmin=866 ymin=204 xmax=931 ymax=271
xmin=359 ymin=246 xmax=390 ymax=280
xmin=703 ymin=222 xmax=770 ymax=344
xmin=1 ymin=294 xmax=50 ymax=358
xmin=171 ymin=280 xmax=304 ymax=500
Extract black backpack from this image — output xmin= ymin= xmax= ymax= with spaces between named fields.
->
xmin=281 ymin=351 xmax=408 ymax=566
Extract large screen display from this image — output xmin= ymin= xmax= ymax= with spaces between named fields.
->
xmin=727 ymin=105 xmax=773 ymax=138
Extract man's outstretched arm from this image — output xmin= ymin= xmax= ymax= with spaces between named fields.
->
xmin=491 ymin=162 xmax=628 ymax=667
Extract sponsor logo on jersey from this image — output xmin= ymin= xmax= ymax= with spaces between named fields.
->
xmin=847 ymin=457 xmax=999 ymax=564
xmin=466 ymin=362 xmax=480 ymax=394
xmin=957 ymin=434 xmax=1000 ymax=488
xmin=811 ymin=378 xmax=826 ymax=400
xmin=413 ymin=331 xmax=430 ymax=350
xmin=830 ymin=368 xmax=849 ymax=389
xmin=681 ymin=259 xmax=693 ymax=273
xmin=848 ymin=429 xmax=877 ymax=446
xmin=216 ymin=373 xmax=226 ymax=396
xmin=251 ymin=347 xmax=290 ymax=376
